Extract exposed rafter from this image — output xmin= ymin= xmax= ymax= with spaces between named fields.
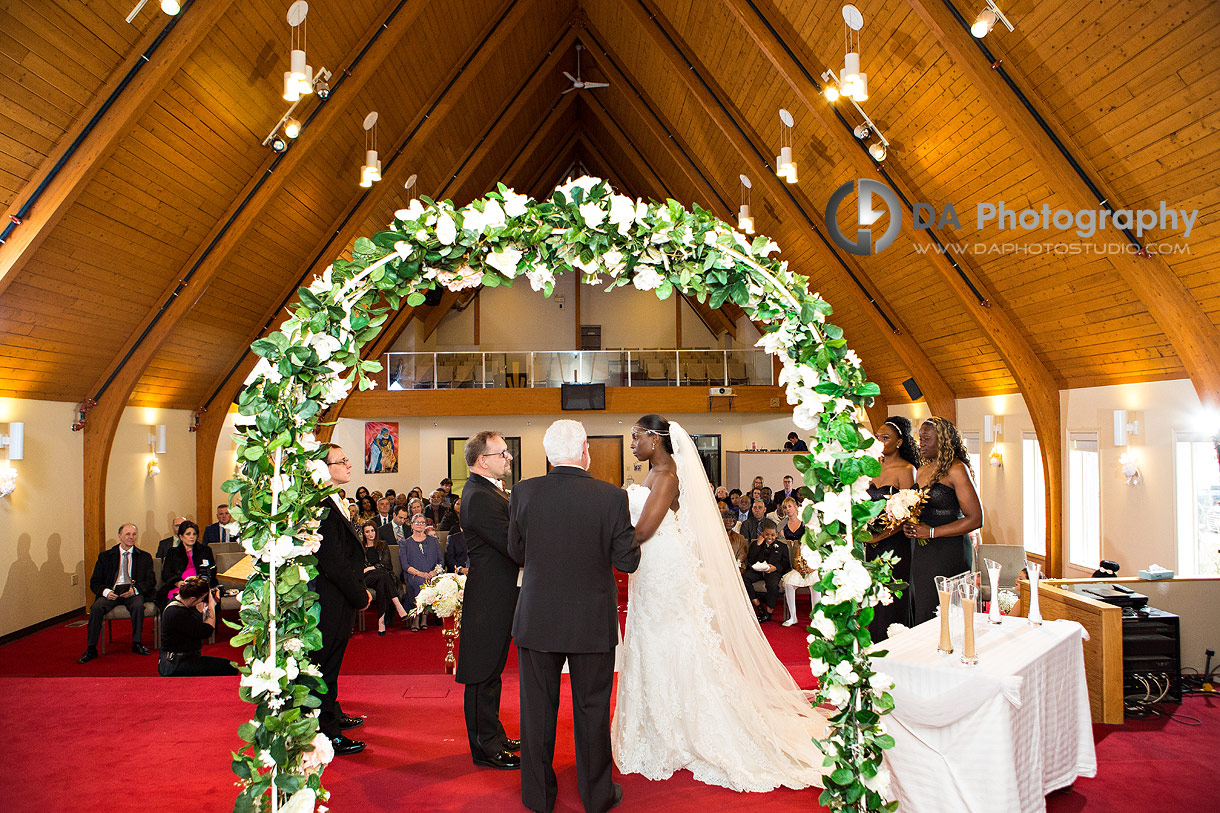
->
xmin=0 ymin=0 xmax=237 ymax=299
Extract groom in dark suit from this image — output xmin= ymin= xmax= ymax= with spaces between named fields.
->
xmin=456 ymin=431 xmax=522 ymax=770
xmin=508 ymin=420 xmax=639 ymax=813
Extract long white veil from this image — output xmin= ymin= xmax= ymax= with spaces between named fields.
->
xmin=668 ymin=421 xmax=829 ymax=746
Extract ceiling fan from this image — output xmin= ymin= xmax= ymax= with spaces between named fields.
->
xmin=563 ymin=44 xmax=609 ymax=94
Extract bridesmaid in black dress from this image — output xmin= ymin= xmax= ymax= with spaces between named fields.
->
xmin=866 ymin=417 xmax=919 ymax=641
xmin=902 ymin=417 xmax=984 ymax=625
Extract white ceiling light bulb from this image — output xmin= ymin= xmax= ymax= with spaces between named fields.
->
xmin=283 ymin=72 xmax=300 ymax=102
xmin=160 ymin=0 xmax=181 ymax=14
xmin=869 ymin=142 xmax=886 ymax=161
xmin=284 ymin=117 xmax=301 ymax=138
xmin=824 ymin=83 xmax=840 ymax=102
xmin=972 ymin=8 xmax=997 ymax=37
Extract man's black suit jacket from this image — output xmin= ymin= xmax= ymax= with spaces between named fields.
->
xmin=508 ymin=467 xmax=639 ymax=653
xmin=89 ymin=544 xmax=156 ymax=599
xmin=314 ymin=496 xmax=368 ymax=638
xmin=377 ymin=519 xmax=409 ymax=548
xmin=201 ymin=521 xmax=232 ymax=547
xmin=455 ymin=474 xmax=519 ymax=685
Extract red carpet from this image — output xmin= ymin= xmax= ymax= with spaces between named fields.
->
xmin=1 ymin=593 xmax=1216 ymax=811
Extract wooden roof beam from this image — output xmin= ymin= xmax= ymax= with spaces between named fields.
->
xmin=590 ymin=11 xmax=956 ymax=409
xmin=717 ymin=0 xmax=1065 ymax=573
xmin=0 ymin=0 xmax=237 ymax=299
xmin=907 ymin=0 xmax=1220 ymax=407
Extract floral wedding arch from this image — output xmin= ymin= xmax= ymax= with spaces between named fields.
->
xmin=227 ymin=177 xmax=899 ymax=812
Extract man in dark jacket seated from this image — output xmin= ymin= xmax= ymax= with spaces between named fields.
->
xmin=79 ymin=522 xmax=156 ymax=663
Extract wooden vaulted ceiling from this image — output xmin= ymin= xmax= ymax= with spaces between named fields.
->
xmin=2 ymin=0 xmax=1219 ymax=418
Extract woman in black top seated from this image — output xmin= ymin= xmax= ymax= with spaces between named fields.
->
xmin=902 ymin=416 xmax=984 ymax=625
xmin=159 ymin=576 xmax=237 ymax=676
xmin=438 ymin=495 xmax=463 ymax=533
xmin=157 ymin=520 xmax=217 ymax=610
xmin=360 ymin=521 xmax=409 ymax=635
xmin=865 ymin=416 xmax=920 ymax=640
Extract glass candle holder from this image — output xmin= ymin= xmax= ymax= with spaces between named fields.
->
xmin=959 ymin=581 xmax=979 ymax=665
xmin=985 ymin=558 xmax=1003 ymax=625
xmin=935 ymin=574 xmax=954 ymax=655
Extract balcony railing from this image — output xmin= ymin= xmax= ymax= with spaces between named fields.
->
xmin=383 ymin=349 xmax=774 ymax=390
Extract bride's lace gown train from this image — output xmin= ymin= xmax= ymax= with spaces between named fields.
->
xmin=611 ymin=483 xmax=828 ymax=792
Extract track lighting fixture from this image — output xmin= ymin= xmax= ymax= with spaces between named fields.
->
xmin=284 ymin=117 xmax=301 ymax=138
xmin=853 ymin=124 xmax=870 ymax=140
xmin=868 ymin=142 xmax=886 ymax=161
xmin=125 ymin=0 xmax=179 ymax=23
xmin=971 ymin=0 xmax=1014 ymax=38
xmin=270 ymin=136 xmax=288 ymax=153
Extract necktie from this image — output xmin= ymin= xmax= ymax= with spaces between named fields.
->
xmin=120 ymin=551 xmax=130 ymax=585
xmin=221 ymin=524 xmax=228 ymax=544
xmin=395 ymin=524 xmax=404 ymax=542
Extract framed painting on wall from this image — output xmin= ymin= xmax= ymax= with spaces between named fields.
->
xmin=365 ymin=421 xmax=399 ymax=474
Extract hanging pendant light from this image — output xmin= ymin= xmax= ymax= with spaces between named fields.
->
xmin=360 ymin=111 xmax=381 ymax=188
xmin=776 ymin=109 xmax=797 ymax=184
xmin=840 ymin=5 xmax=866 ymax=101
xmin=738 ymin=174 xmax=755 ymax=234
xmin=285 ymin=2 xmax=314 ymax=101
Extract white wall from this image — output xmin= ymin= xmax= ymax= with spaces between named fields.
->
xmin=0 ymin=399 xmax=85 ymax=636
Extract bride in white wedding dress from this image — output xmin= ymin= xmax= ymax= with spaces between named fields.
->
xmin=611 ymin=414 xmax=829 ymax=792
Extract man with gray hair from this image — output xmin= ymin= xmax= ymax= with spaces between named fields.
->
xmin=457 ymin=430 xmax=522 ymax=770
xmin=79 ymin=522 xmax=156 ymax=663
xmin=509 ymin=419 xmax=640 ymax=812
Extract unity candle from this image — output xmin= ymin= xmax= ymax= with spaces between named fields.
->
xmin=935 ymin=575 xmax=953 ymax=655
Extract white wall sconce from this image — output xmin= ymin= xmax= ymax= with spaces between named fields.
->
xmin=1114 ymin=410 xmax=1140 ymax=445
xmin=983 ymin=414 xmax=1003 ymax=442
xmin=147 ymin=424 xmax=166 ymax=478
xmin=0 ymin=421 xmax=20 ymax=497
xmin=0 ymin=421 xmax=24 ymax=460
xmin=1120 ymin=451 xmax=1141 ymax=485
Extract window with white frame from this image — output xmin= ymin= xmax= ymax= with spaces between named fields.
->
xmin=1023 ymin=432 xmax=1046 ymax=556
xmin=962 ymin=431 xmax=981 ymax=491
xmin=1068 ymin=432 xmax=1101 ymax=570
xmin=1174 ymin=435 xmax=1220 ymax=576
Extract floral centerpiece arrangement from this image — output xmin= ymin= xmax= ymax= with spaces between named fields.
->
xmin=226 ymin=176 xmax=898 ymax=812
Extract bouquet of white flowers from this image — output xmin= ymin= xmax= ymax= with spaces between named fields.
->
xmin=411 ymin=572 xmax=467 ymax=619
xmin=869 ymin=487 xmax=929 ymax=541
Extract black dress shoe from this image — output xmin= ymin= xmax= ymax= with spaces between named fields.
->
xmin=472 ymin=749 xmax=521 ymax=770
xmin=502 ymin=737 xmax=521 ymax=752
xmin=77 ymin=648 xmax=98 ymax=664
xmin=331 ymin=735 xmax=366 ymax=755
xmin=757 ymin=609 xmax=772 ymax=623
xmin=339 ymin=714 xmax=365 ymax=730
xmin=132 ymin=643 xmax=151 ymax=655
xmin=610 ymin=782 xmax=623 ymax=809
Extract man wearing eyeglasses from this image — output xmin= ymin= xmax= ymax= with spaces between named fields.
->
xmin=312 ymin=444 xmax=373 ymax=756
xmin=456 ymin=430 xmax=522 ymax=770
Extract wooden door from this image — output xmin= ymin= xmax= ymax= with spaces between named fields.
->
xmin=548 ymin=435 xmax=624 ymax=486
xmin=587 ymin=436 xmax=624 ymax=486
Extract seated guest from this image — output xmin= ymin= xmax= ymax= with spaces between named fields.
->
xmin=373 ymin=497 xmax=393 ymax=528
xmin=772 ymin=475 xmax=799 ymax=510
xmin=394 ymin=492 xmax=409 ymax=510
xmin=438 ymin=477 xmax=455 ymax=507
xmin=439 ymin=495 xmax=463 ymax=533
xmin=714 ymin=485 xmax=729 ymax=503
xmin=424 ymin=490 xmax=448 ymax=527
xmin=734 ymin=492 xmax=752 ymax=523
xmin=778 ymin=498 xmax=818 ymax=627
xmin=378 ymin=505 xmax=412 ymax=546
xmin=155 ymin=515 xmax=187 ymax=559
xmin=157 ymin=520 xmax=218 ymax=609
xmin=158 ymin=576 xmax=238 ymax=676
xmin=722 ymin=509 xmax=749 ymax=572
xmin=445 ymin=529 xmax=470 ymax=575
xmin=751 ymin=475 xmax=765 ymax=492
xmin=356 ymin=495 xmax=377 ymax=524
xmin=743 ymin=519 xmax=788 ymax=622
xmin=202 ymin=504 xmax=237 ymax=546
xmin=354 ymin=486 xmax=371 ymax=503
xmin=407 ymin=497 xmax=426 ymax=527
xmin=786 ymin=431 xmax=809 ymax=451
xmin=347 ymin=500 xmax=360 ymax=523
xmin=79 ymin=523 xmax=156 ymax=663
xmin=739 ymin=499 xmax=771 ymax=542
xmin=359 ymin=521 xmax=409 ymax=635
xmin=385 ymin=488 xmax=397 ymax=501
xmin=407 ymin=486 xmax=424 ymax=503
xmin=399 ymin=515 xmax=443 ymax=631
xmin=760 ymin=486 xmax=774 ymax=509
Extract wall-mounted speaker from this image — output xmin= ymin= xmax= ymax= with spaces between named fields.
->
xmin=901 ymin=378 xmax=923 ymax=400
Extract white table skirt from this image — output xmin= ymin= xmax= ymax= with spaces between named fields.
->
xmin=878 ymin=616 xmax=1097 ymax=813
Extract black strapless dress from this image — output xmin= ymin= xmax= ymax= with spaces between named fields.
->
xmin=909 ymin=482 xmax=973 ymax=625
xmin=865 ymin=484 xmax=912 ymax=641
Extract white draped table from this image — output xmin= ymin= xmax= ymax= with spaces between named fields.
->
xmin=877 ymin=616 xmax=1096 ymax=812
